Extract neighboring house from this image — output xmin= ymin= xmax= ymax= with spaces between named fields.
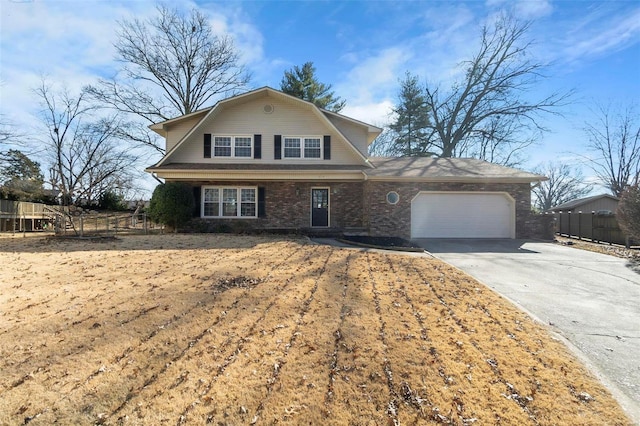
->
xmin=548 ymin=194 xmax=619 ymax=214
xmin=146 ymin=87 xmax=548 ymax=239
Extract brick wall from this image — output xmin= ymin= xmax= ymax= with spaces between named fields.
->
xmin=364 ymin=181 xmax=538 ymax=239
xmin=181 ymin=180 xmax=363 ymax=231
xmin=174 ymin=179 xmax=550 ymax=239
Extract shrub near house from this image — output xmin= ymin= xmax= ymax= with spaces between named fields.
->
xmin=148 ymin=182 xmax=195 ymax=231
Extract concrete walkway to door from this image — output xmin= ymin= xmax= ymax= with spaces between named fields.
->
xmin=415 ymin=239 xmax=640 ymax=423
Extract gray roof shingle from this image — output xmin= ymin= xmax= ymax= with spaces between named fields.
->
xmin=365 ymin=157 xmax=545 ymax=182
xmin=549 ymin=194 xmax=619 ymax=211
xmin=147 ymin=157 xmax=546 ymax=182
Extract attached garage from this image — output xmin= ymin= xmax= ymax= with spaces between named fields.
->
xmin=411 ymin=192 xmax=515 ymax=239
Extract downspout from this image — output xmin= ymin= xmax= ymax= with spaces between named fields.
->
xmin=151 ymin=173 xmax=164 ymax=184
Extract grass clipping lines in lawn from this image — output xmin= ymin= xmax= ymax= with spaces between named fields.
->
xmin=0 ymin=234 xmax=632 ymax=425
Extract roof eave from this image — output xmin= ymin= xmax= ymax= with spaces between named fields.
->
xmin=363 ymin=176 xmax=545 ymax=183
xmin=145 ymin=167 xmax=365 ymax=181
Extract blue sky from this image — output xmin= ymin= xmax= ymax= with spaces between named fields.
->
xmin=1 ymin=0 xmax=639 ymax=194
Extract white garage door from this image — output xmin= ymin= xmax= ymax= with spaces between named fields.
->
xmin=411 ymin=192 xmax=514 ymax=238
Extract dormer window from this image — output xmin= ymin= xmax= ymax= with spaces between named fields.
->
xmin=283 ymin=136 xmax=322 ymax=159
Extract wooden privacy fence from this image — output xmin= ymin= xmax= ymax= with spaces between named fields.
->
xmin=553 ymin=211 xmax=634 ymax=246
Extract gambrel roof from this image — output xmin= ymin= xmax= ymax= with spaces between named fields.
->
xmin=148 ymin=87 xmax=382 ymax=169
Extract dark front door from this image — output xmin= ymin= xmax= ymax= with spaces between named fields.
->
xmin=311 ymin=188 xmax=329 ymax=227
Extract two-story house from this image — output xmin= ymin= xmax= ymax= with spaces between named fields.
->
xmin=146 ymin=87 xmax=547 ymax=239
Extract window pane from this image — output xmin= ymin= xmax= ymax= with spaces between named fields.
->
xmin=203 ymin=188 xmax=219 ymax=217
xmin=241 ymin=188 xmax=255 ymax=202
xmin=214 ymin=137 xmax=231 ymax=157
xmin=284 ymin=138 xmax=301 ymax=158
xmin=284 ymin=138 xmax=300 ymax=148
xmin=222 ymin=188 xmax=238 ymax=216
xmin=240 ymin=189 xmax=256 ymax=217
xmin=203 ymin=188 xmax=219 ymax=202
xmin=235 ymin=137 xmax=252 ymax=157
xmin=203 ymin=202 xmax=218 ymax=217
xmin=304 ymin=138 xmax=321 ymax=158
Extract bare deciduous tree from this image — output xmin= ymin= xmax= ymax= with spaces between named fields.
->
xmin=617 ymin=184 xmax=640 ymax=240
xmin=368 ymin=128 xmax=399 ymax=157
xmin=423 ymin=14 xmax=571 ymax=166
xmin=86 ymin=5 xmax=249 ymax=154
xmin=0 ymin=115 xmax=25 ymax=162
xmin=583 ymin=103 xmax=640 ymax=197
xmin=36 ymin=81 xmax=139 ymax=206
xmin=532 ymin=161 xmax=592 ymax=211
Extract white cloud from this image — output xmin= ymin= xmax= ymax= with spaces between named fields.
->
xmin=0 ymin=1 xmax=159 ymax=122
xmin=562 ymin=8 xmax=640 ymax=64
xmin=485 ymin=0 xmax=553 ymax=19
xmin=342 ymin=100 xmax=395 ymax=128
xmin=201 ymin=3 xmax=265 ymax=67
xmin=333 ymin=47 xmax=411 ymax=125
xmin=515 ymin=0 xmax=553 ymax=19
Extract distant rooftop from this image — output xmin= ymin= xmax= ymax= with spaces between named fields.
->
xmin=549 ymin=194 xmax=619 ymax=211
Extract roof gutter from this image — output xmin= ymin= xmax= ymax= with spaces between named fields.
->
xmin=151 ymin=173 xmax=164 ymax=184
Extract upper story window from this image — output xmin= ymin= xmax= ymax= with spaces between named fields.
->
xmin=283 ymin=136 xmax=322 ymax=159
xmin=213 ymin=135 xmax=252 ymax=158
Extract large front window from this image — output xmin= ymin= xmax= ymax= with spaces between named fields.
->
xmin=213 ymin=136 xmax=252 ymax=158
xmin=202 ymin=187 xmax=257 ymax=218
xmin=283 ymin=136 xmax=322 ymax=159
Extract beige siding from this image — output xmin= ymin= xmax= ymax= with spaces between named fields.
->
xmin=165 ymin=115 xmax=206 ymax=152
xmin=166 ymin=95 xmax=365 ymax=165
xmin=569 ymin=198 xmax=619 ymax=213
xmin=325 ymin=115 xmax=369 ymax=156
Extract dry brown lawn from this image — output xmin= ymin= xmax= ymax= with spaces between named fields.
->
xmin=0 ymin=233 xmax=632 ymax=425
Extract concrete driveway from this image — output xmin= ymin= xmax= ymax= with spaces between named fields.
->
xmin=415 ymin=239 xmax=640 ymax=423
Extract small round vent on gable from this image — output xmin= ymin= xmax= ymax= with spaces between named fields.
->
xmin=263 ymin=104 xmax=274 ymax=114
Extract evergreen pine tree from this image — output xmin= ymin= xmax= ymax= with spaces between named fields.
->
xmin=280 ymin=62 xmax=346 ymax=112
xmin=389 ymin=72 xmax=432 ymax=156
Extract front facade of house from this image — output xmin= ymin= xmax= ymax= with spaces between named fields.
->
xmin=146 ymin=87 xmax=549 ymax=239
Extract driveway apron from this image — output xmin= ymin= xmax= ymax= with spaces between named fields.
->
xmin=415 ymin=239 xmax=640 ymax=423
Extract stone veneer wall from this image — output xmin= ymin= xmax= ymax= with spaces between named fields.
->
xmin=363 ymin=181 xmax=541 ymax=239
xmin=184 ymin=181 xmax=364 ymax=231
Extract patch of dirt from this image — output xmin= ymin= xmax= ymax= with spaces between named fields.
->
xmin=555 ymin=236 xmax=640 ymax=259
xmin=0 ymin=233 xmax=632 ymax=425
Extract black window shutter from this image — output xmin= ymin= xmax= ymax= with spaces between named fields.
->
xmin=274 ymin=135 xmax=282 ymax=160
xmin=193 ymin=186 xmax=201 ymax=217
xmin=204 ymin=134 xmax=211 ymax=158
xmin=323 ymin=135 xmax=331 ymax=160
xmin=258 ymin=187 xmax=266 ymax=217
xmin=254 ymin=134 xmax=262 ymax=159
